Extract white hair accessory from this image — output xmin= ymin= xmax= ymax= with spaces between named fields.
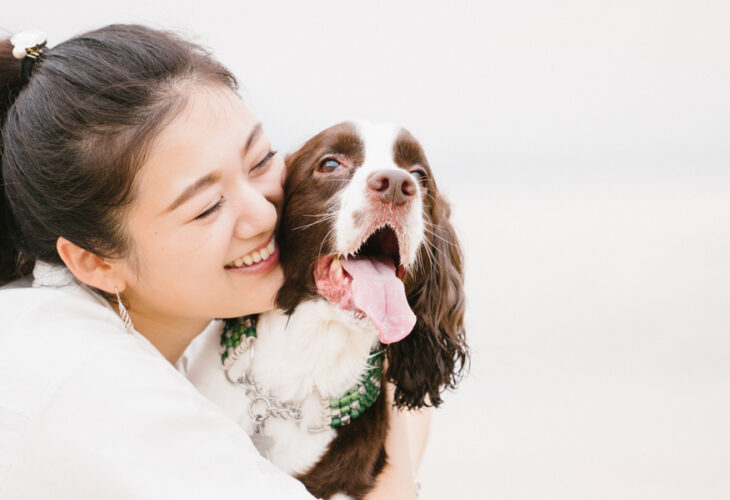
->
xmin=10 ymin=29 xmax=47 ymax=59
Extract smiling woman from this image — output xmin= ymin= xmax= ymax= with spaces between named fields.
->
xmin=106 ymin=86 xmax=286 ymax=362
xmin=0 ymin=24 xmax=417 ymax=500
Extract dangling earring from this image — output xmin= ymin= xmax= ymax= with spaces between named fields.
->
xmin=115 ymin=287 xmax=135 ymax=335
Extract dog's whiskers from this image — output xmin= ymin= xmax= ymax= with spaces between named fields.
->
xmin=423 ymin=220 xmax=458 ymax=249
xmin=316 ymin=226 xmax=337 ymax=266
xmin=292 ymin=213 xmax=338 ymax=232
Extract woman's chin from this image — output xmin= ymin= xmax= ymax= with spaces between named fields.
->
xmin=225 ymin=263 xmax=284 ymax=318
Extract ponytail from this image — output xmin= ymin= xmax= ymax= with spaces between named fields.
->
xmin=0 ymin=38 xmax=32 ymax=285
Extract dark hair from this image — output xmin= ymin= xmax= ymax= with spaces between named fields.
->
xmin=0 ymin=24 xmax=237 ymax=285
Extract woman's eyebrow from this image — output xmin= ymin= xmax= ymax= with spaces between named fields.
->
xmin=165 ymin=171 xmax=222 ymax=213
xmin=243 ymin=123 xmax=263 ymax=155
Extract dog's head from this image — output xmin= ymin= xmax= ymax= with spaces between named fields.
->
xmin=277 ymin=121 xmax=468 ymax=408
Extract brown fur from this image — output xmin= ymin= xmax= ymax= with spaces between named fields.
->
xmin=277 ymin=122 xmax=364 ymax=314
xmin=276 ymin=122 xmax=469 ymax=497
xmin=296 ymin=381 xmax=389 ymax=499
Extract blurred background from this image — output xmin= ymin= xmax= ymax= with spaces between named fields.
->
xmin=4 ymin=1 xmax=729 ymax=498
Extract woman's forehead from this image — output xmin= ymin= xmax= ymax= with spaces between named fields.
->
xmin=135 ymin=87 xmax=259 ymax=200
xmin=149 ymin=86 xmax=254 ymax=163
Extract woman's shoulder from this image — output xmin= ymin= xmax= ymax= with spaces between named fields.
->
xmin=0 ymin=267 xmax=161 ymax=418
xmin=0 ymin=281 xmax=315 ymax=499
xmin=1 ymin=270 xmax=129 ymax=350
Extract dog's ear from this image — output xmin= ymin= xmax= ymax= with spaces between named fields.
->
xmin=385 ymin=191 xmax=469 ymax=409
xmin=275 ymin=148 xmax=320 ymax=314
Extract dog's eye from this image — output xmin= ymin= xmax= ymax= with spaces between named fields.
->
xmin=319 ymin=158 xmax=343 ymax=173
xmin=409 ymin=168 xmax=428 ymax=183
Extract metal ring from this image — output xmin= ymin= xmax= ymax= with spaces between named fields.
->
xmin=248 ymin=395 xmax=272 ymax=421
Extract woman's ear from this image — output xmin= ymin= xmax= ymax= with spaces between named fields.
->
xmin=385 ymin=193 xmax=469 ymax=409
xmin=56 ymin=237 xmax=126 ymax=293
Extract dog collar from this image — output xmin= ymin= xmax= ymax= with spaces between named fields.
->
xmin=220 ymin=315 xmax=383 ymax=429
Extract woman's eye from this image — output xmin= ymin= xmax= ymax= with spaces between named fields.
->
xmin=252 ymin=150 xmax=276 ymax=172
xmin=194 ymin=198 xmax=225 ymax=221
xmin=318 ymin=158 xmax=342 ymax=173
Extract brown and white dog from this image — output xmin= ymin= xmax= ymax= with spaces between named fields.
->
xmin=185 ymin=121 xmax=467 ymax=499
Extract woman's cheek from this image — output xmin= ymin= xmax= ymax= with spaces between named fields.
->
xmin=265 ymin=157 xmax=286 ymax=207
xmin=196 ymin=216 xmax=234 ymax=259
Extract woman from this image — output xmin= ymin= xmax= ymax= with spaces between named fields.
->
xmin=0 ymin=25 xmax=421 ymax=499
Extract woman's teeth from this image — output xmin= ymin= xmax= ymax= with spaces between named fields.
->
xmin=229 ymin=239 xmax=276 ymax=269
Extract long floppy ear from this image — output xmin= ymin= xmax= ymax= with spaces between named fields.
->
xmin=385 ymin=191 xmax=469 ymax=409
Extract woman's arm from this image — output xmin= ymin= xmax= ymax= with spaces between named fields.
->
xmin=404 ymin=403 xmax=432 ymax=473
xmin=364 ymin=384 xmax=432 ymax=500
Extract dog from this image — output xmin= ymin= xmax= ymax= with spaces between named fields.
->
xmin=184 ymin=121 xmax=467 ymax=499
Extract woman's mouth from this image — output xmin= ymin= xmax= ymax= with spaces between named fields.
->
xmin=225 ymin=236 xmax=278 ymax=272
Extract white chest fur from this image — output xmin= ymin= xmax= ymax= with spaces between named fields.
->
xmin=185 ymin=299 xmax=381 ymax=476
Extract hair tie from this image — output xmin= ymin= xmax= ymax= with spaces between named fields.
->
xmin=10 ymin=29 xmax=47 ymax=82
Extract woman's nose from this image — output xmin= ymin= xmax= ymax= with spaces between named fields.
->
xmin=232 ymin=184 xmax=282 ymax=240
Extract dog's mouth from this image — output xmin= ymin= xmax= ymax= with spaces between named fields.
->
xmin=313 ymin=226 xmax=416 ymax=344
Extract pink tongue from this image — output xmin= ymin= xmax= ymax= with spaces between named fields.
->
xmin=341 ymin=257 xmax=416 ymax=344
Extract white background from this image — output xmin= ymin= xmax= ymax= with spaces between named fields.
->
xmin=4 ymin=1 xmax=729 ymax=498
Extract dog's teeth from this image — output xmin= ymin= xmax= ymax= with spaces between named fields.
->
xmin=330 ymin=257 xmax=348 ymax=281
xmin=252 ymin=251 xmax=262 ymax=263
xmin=260 ymin=247 xmax=270 ymax=260
xmin=267 ymin=240 xmax=276 ymax=254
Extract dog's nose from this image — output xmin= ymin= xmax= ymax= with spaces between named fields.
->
xmin=367 ymin=169 xmax=416 ymax=206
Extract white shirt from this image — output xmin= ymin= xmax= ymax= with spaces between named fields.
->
xmin=0 ymin=262 xmax=315 ymax=500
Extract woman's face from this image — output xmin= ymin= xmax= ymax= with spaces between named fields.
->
xmin=120 ymin=85 xmax=285 ymax=332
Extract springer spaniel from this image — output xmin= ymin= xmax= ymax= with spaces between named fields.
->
xmin=185 ymin=121 xmax=467 ymax=499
